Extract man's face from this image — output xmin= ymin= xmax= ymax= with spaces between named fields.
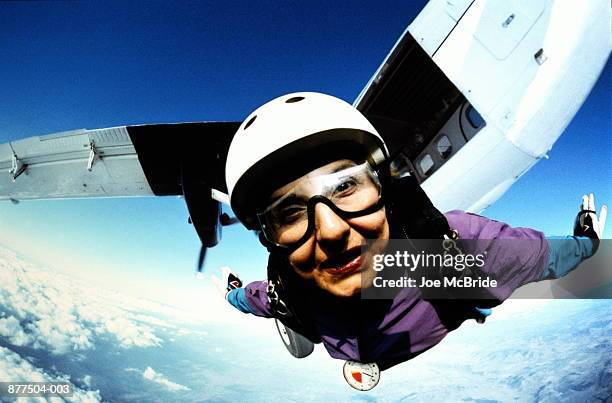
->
xmin=265 ymin=160 xmax=390 ymax=297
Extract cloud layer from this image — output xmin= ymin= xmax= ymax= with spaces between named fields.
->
xmin=0 ymin=346 xmax=101 ymax=402
xmin=0 ymin=244 xmax=216 ymax=400
xmin=0 ymin=245 xmax=212 ymax=355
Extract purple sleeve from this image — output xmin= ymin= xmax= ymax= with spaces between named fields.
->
xmin=243 ymin=280 xmax=275 ymax=318
xmin=445 ymin=210 xmax=549 ymax=302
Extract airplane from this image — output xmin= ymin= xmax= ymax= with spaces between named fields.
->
xmin=0 ymin=0 xmax=610 ymax=376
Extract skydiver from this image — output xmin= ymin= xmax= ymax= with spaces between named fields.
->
xmin=210 ymin=92 xmax=607 ymax=390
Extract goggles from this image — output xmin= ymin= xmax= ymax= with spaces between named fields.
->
xmin=257 ymin=162 xmax=384 ymax=249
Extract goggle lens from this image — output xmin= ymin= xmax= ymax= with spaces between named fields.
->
xmin=257 ymin=162 xmax=382 ymax=248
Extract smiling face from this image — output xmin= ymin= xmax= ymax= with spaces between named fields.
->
xmin=264 ymin=160 xmax=390 ymax=297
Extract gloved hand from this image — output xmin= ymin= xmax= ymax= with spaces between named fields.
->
xmin=574 ymin=193 xmax=607 ymax=253
xmin=211 ymin=266 xmax=243 ymax=299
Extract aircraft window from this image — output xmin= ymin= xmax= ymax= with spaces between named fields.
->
xmin=390 ymin=153 xmax=414 ymax=178
xmin=418 ymin=154 xmax=435 ymax=176
xmin=466 ymin=105 xmax=485 ymax=129
xmin=436 ymin=135 xmax=452 ymax=159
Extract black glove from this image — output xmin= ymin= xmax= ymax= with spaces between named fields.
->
xmin=574 ymin=193 xmax=607 ymax=253
xmin=211 ymin=267 xmax=243 ymax=299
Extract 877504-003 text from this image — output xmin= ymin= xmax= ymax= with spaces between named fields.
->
xmin=0 ymin=382 xmax=73 ymax=398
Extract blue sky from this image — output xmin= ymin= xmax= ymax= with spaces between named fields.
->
xmin=0 ymin=1 xmax=609 ymax=308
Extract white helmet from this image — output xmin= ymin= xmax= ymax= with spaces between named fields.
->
xmin=226 ymin=92 xmax=389 ymax=228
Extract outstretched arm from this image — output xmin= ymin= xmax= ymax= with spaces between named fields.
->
xmin=211 ymin=267 xmax=274 ymax=317
xmin=444 ymin=193 xmax=606 ymax=303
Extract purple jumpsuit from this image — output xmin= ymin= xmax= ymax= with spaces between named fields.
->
xmin=235 ymin=211 xmax=587 ymax=369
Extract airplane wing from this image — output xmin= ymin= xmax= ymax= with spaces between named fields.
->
xmin=0 ymin=122 xmax=239 ymax=202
